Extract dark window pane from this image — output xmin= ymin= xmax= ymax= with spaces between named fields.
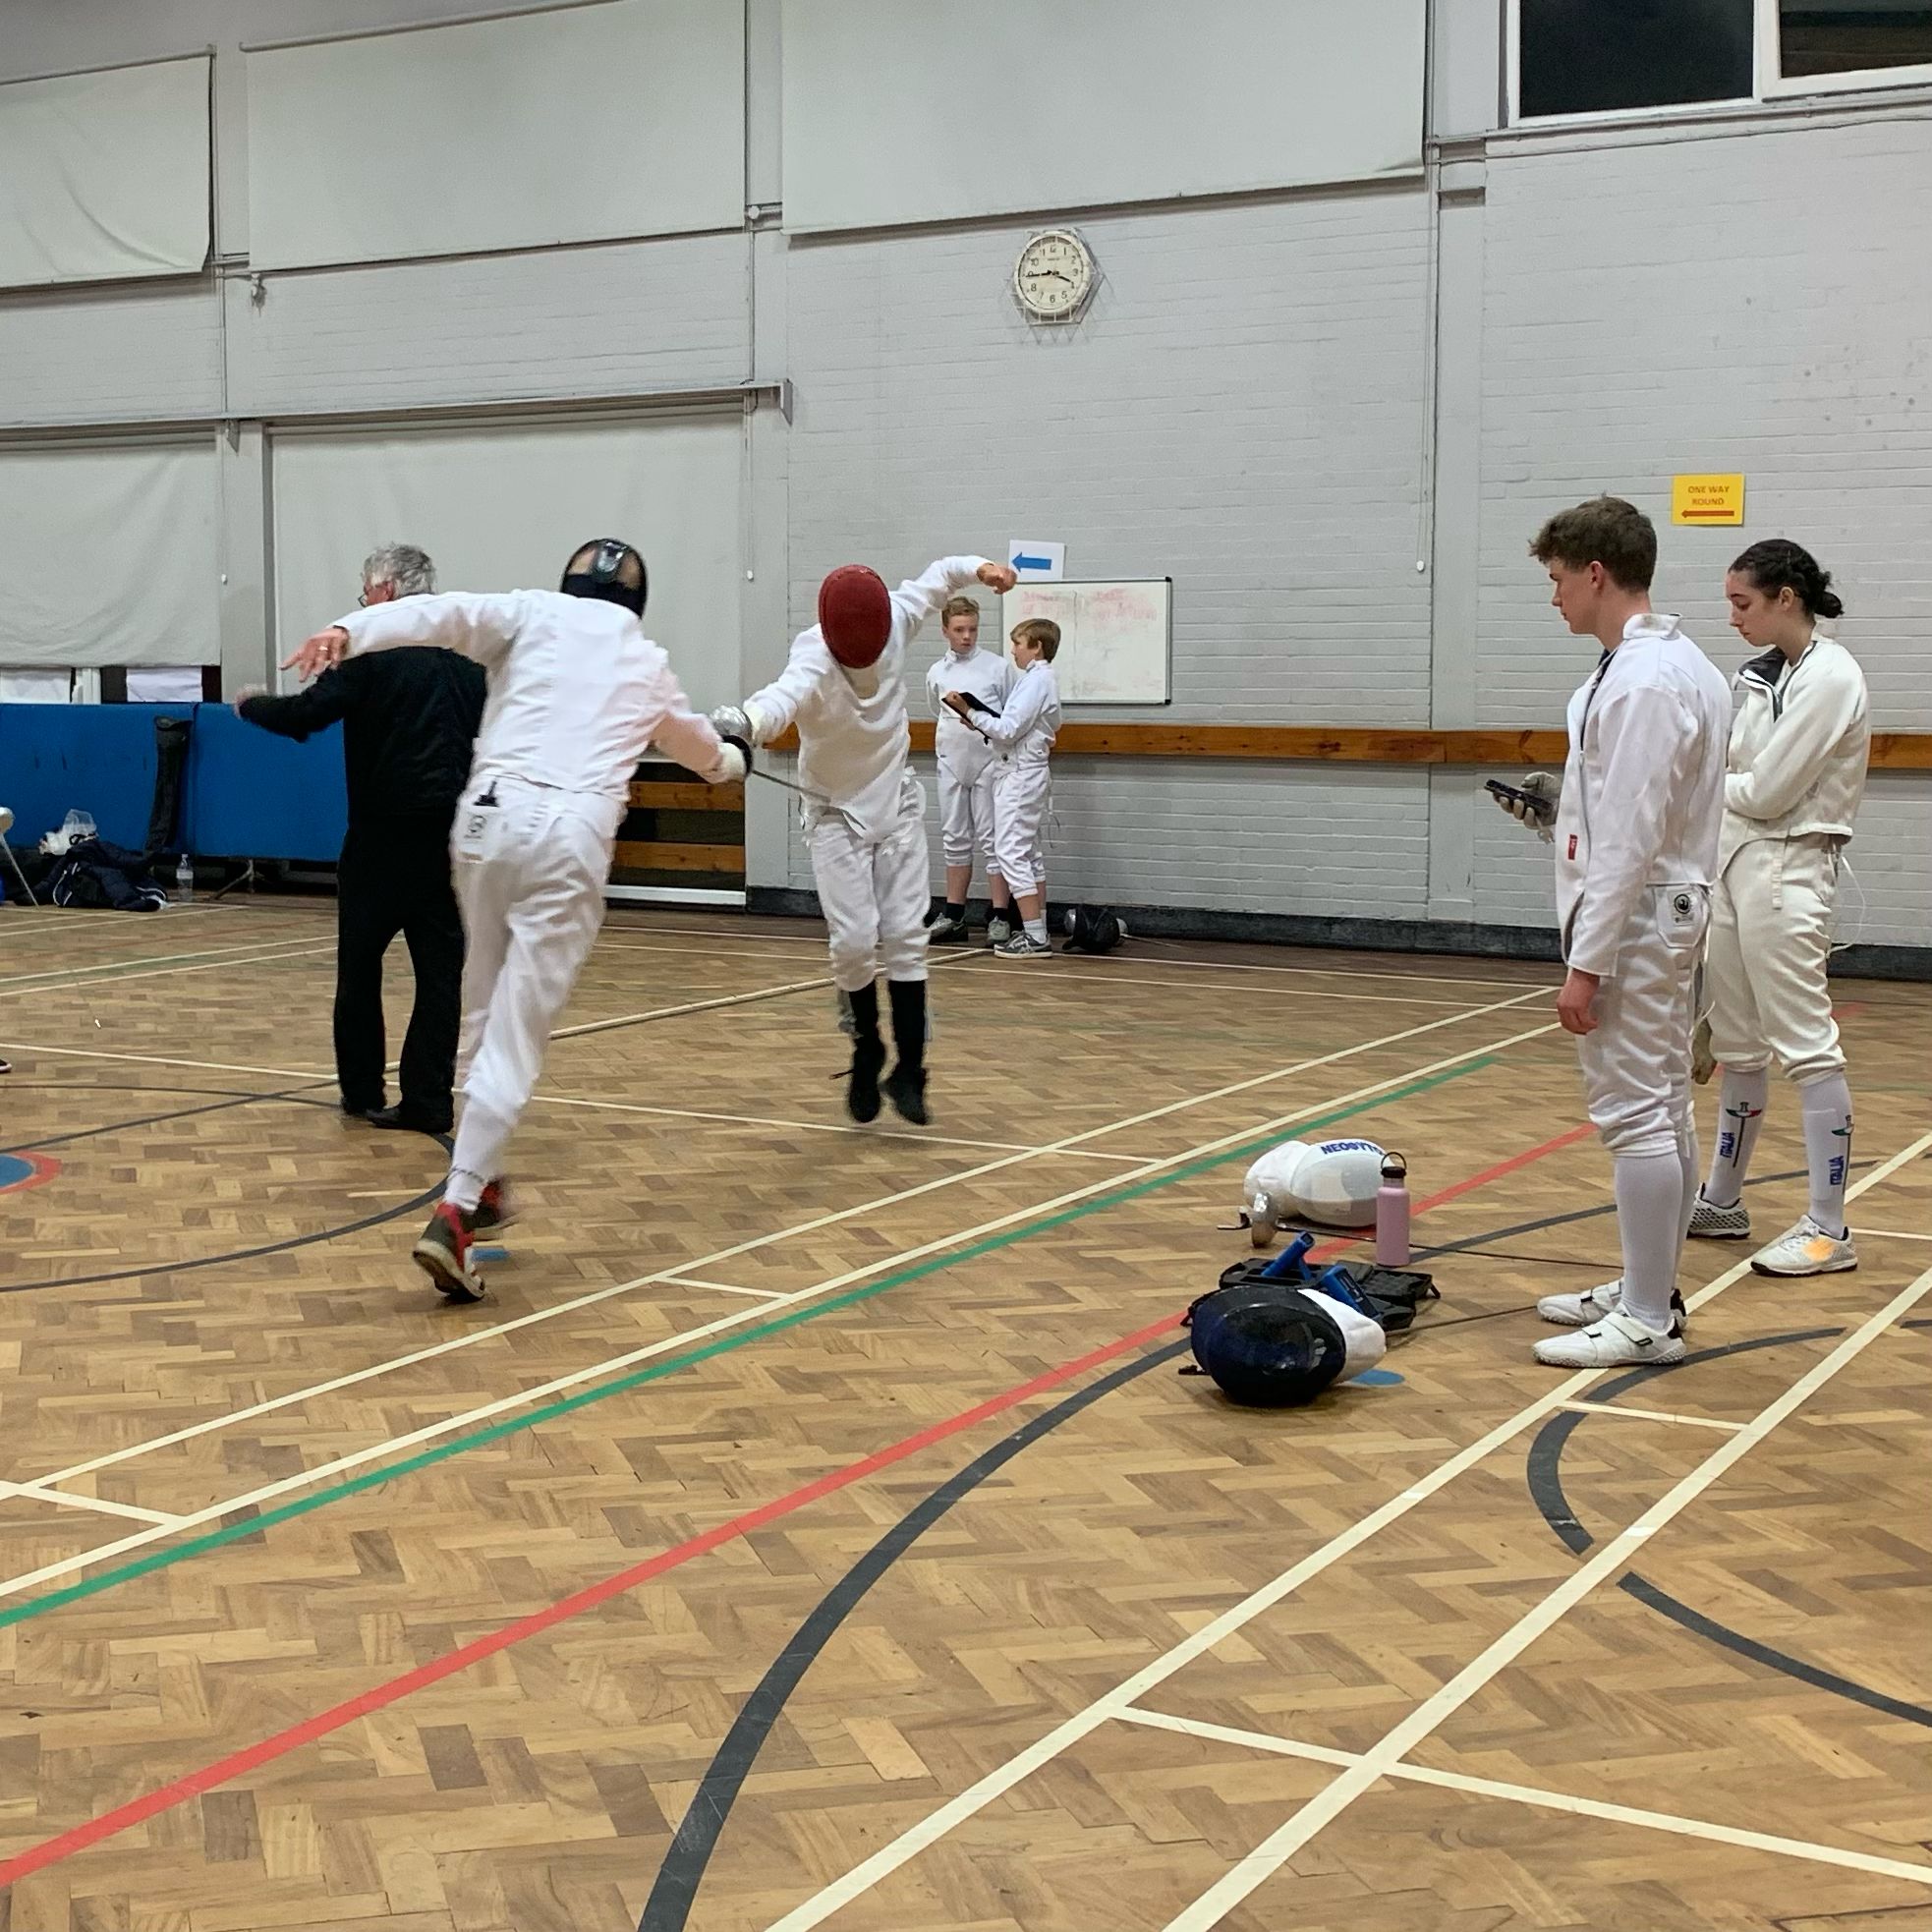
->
xmin=1519 ymin=0 xmax=1755 ymax=117
xmin=1782 ymin=3 xmax=1932 ymax=76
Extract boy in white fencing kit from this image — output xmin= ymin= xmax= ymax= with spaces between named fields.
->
xmin=944 ymin=616 xmax=1062 ymax=959
xmin=1497 ymin=497 xmax=1732 ymax=1368
xmin=925 ymin=596 xmax=1017 ymax=943
xmin=1690 ymin=539 xmax=1868 ymax=1277
xmin=284 ymin=540 xmax=748 ymax=1301
xmin=712 ymin=553 xmax=1018 ymax=1124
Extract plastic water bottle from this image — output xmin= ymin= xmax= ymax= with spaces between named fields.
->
xmin=175 ymin=854 xmax=195 ymax=904
xmin=1375 ymin=1151 xmax=1411 ymax=1267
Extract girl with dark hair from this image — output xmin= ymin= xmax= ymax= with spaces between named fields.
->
xmin=1690 ymin=539 xmax=1869 ymax=1277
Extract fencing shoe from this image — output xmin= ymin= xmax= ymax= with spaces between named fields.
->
xmin=1534 ymin=1306 xmax=1686 ymax=1368
xmin=1688 ymin=1192 xmax=1751 ymax=1240
xmin=1750 ymin=1215 xmax=1856 ymax=1278
xmin=413 ymin=1202 xmax=485 ymax=1303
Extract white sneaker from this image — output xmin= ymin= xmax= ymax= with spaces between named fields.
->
xmin=1537 ymin=1278 xmax=1687 ymax=1330
xmin=1750 ymin=1214 xmax=1857 ymax=1278
xmin=994 ymin=931 xmax=1053 ymax=959
xmin=986 ymin=915 xmax=1014 ymax=946
xmin=1687 ymin=1192 xmax=1751 ymax=1240
xmin=1533 ymin=1308 xmax=1687 ymax=1368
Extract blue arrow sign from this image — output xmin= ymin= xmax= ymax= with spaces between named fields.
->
xmin=1011 ymin=553 xmax=1054 ymax=573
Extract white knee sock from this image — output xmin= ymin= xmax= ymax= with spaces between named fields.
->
xmin=447 ymin=1095 xmax=514 ymax=1212
xmin=1799 ymin=1073 xmax=1854 ymax=1235
xmin=1676 ymin=1123 xmax=1700 ymax=1249
xmin=1703 ymin=1067 xmax=1770 ymax=1208
xmin=1615 ymin=1150 xmax=1688 ymax=1334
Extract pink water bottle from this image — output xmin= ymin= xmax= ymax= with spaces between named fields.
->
xmin=1375 ymin=1151 xmax=1410 ymax=1267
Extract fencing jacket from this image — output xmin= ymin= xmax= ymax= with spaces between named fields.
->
xmin=743 ymin=556 xmax=990 ymax=840
xmin=927 ymin=644 xmax=1016 ymax=767
xmin=1553 ymin=613 xmax=1733 ymax=979
xmin=973 ymin=659 xmax=1062 ymax=767
xmin=1719 ymin=637 xmax=1869 ymax=873
xmin=332 ymin=590 xmax=732 ymax=836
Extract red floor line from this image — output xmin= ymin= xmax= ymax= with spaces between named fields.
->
xmin=0 ymin=1122 xmax=1591 ymax=1890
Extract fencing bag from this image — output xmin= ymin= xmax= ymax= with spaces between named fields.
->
xmin=1184 ymin=1279 xmax=1387 ymax=1408
xmin=1062 ymin=904 xmax=1126 ymax=954
xmin=144 ymin=713 xmax=193 ymax=859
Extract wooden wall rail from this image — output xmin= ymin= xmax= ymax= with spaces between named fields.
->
xmin=766 ymin=723 xmax=1931 ymax=769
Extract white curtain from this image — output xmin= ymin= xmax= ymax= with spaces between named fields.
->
xmin=0 ymin=57 xmax=210 ymax=289
xmin=0 ymin=442 xmax=220 ymax=668
xmin=270 ymin=411 xmax=743 ymax=714
xmin=783 ymin=0 xmax=1426 ymax=232
xmin=245 ymin=0 xmax=744 ymax=271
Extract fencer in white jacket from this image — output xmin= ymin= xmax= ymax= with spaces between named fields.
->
xmin=715 ymin=553 xmax=1018 ymax=1125
xmin=1499 ymin=498 xmax=1732 ymax=1368
xmin=925 ymin=599 xmax=1017 ymax=943
xmin=1691 ymin=540 xmax=1868 ymax=1278
xmin=945 ymin=619 xmax=1062 ymax=959
xmin=282 ymin=539 xmax=746 ymax=1302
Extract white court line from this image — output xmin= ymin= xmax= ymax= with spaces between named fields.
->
xmin=0 ymin=1481 xmax=186 ymax=1529
xmin=760 ymin=1130 xmax=1932 ymax=1932
xmin=525 ymin=1090 xmax=1150 ymax=1162
xmin=0 ymin=1040 xmax=330 ymax=1081
xmin=669 ymin=1277 xmax=788 ymax=1301
xmin=0 ymin=935 xmax=339 ymax=991
xmin=1862 ymin=1226 xmax=1932 ymax=1243
xmin=6 ymin=991 xmax=1556 ymax=1606
xmin=1112 ymin=1708 xmax=1932 ymax=1890
xmin=1557 ymin=1400 xmax=1744 ymax=1433
xmin=1155 ymin=1261 xmax=1932 ymax=1931
xmin=0 ymin=942 xmax=334 ymax=1002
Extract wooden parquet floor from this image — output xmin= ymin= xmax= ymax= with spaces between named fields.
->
xmin=0 ymin=896 xmax=1926 ymax=1932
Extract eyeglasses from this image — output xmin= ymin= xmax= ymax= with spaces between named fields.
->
xmin=357 ymin=589 xmax=371 ymax=606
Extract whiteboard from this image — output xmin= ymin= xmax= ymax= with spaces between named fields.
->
xmin=999 ymin=579 xmax=1171 ymax=707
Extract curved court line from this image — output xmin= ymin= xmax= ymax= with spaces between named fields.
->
xmin=1 ymin=1079 xmax=339 ymax=1156
xmin=0 ymin=1058 xmax=1492 ymax=1632
xmin=1530 ymin=1330 xmax=1932 ymax=1732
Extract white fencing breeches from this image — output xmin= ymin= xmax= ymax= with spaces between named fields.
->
xmin=937 ymin=748 xmax=1001 ymax=876
xmin=1575 ymin=887 xmax=1705 ymax=1160
xmin=993 ymin=760 xmax=1051 ymax=896
xmin=1706 ymin=834 xmax=1845 ymax=1087
xmin=810 ymin=794 xmax=931 ymax=992
xmin=449 ymin=777 xmax=613 ymax=1190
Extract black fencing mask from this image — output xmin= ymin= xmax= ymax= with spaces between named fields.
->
xmin=561 ymin=538 xmax=648 ymax=618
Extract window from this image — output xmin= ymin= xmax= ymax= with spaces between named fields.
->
xmin=1772 ymin=1 xmax=1932 ymax=86
xmin=1513 ymin=0 xmax=1932 ymax=119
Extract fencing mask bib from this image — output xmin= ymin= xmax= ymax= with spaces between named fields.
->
xmin=818 ymin=565 xmax=893 ymax=669
xmin=561 ymin=538 xmax=648 ymax=618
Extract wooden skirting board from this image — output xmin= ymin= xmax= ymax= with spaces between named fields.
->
xmin=762 ymin=722 xmax=1931 ymax=768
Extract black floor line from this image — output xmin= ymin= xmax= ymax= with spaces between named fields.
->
xmin=2 ymin=1080 xmax=337 ymax=1156
xmin=1528 ymin=1326 xmax=1932 ymax=1731
xmin=635 ymin=1336 xmax=1191 ymax=1932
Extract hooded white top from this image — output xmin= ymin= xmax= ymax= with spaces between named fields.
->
xmin=927 ymin=642 xmax=1017 ymax=763
xmin=1552 ymin=612 xmax=1733 ymax=979
xmin=743 ymin=556 xmax=989 ymax=839
xmin=972 ymin=658 xmax=1062 ymax=767
xmin=333 ymin=589 xmax=729 ymax=834
xmin=1719 ymin=637 xmax=1869 ymax=872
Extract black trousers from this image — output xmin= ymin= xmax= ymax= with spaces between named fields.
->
xmin=334 ymin=821 xmax=464 ymax=1124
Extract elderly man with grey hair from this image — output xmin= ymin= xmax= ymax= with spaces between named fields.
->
xmin=236 ymin=542 xmax=486 ymax=1133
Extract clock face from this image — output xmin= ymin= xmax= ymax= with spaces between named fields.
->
xmin=1013 ymin=230 xmax=1094 ymax=322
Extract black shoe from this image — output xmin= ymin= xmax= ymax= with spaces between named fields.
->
xmin=368 ymin=1105 xmax=453 ymax=1136
xmin=881 ymin=1063 xmax=929 ymax=1125
xmin=341 ymin=1098 xmax=383 ymax=1120
xmin=846 ymin=1038 xmax=886 ymax=1122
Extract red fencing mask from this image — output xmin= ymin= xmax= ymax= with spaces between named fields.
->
xmin=818 ymin=565 xmax=892 ymax=669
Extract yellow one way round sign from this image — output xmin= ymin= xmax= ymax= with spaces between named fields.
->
xmin=1672 ymin=474 xmax=1745 ymax=525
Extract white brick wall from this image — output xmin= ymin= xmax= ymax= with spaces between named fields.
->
xmin=0 ymin=282 xmax=222 ymax=426
xmin=1475 ymin=117 xmax=1932 ymax=939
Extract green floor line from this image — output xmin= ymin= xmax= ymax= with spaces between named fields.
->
xmin=1 ymin=1055 xmax=1492 ymax=1631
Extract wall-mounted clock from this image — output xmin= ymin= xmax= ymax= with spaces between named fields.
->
xmin=1013 ymin=228 xmax=1096 ymax=323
